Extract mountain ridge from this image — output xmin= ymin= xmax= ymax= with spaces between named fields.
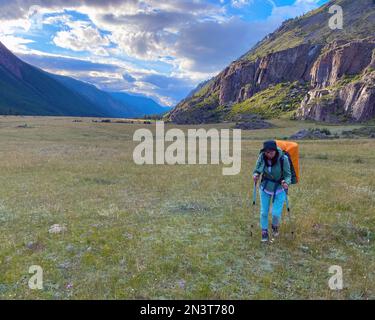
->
xmin=0 ymin=41 xmax=168 ymax=118
xmin=166 ymin=0 xmax=375 ymax=124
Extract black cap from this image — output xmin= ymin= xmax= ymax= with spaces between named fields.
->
xmin=261 ymin=140 xmax=277 ymax=152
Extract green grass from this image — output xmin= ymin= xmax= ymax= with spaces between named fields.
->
xmin=244 ymin=29 xmax=306 ymax=62
xmin=228 ymin=82 xmax=308 ymax=119
xmin=0 ymin=116 xmax=374 ymax=299
xmin=324 ymin=72 xmax=368 ymax=93
xmin=165 ymin=90 xmax=222 ymax=124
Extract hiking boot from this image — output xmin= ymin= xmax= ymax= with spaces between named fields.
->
xmin=261 ymin=229 xmax=269 ymax=242
xmin=272 ymin=225 xmax=280 ymax=238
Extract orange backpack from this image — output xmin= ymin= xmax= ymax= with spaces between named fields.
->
xmin=275 ymin=140 xmax=300 ymax=184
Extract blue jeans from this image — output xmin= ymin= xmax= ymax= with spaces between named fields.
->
xmin=260 ymin=188 xmax=286 ymax=230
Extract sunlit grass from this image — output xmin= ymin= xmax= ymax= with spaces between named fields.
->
xmin=0 ymin=116 xmax=374 ymax=299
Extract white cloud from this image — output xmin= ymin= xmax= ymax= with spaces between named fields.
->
xmin=231 ymin=0 xmax=254 ymax=9
xmin=52 ymin=20 xmax=111 ymax=54
xmin=43 ymin=14 xmax=71 ymax=25
xmin=0 ymin=35 xmax=34 ymax=52
xmin=0 ymin=18 xmax=31 ymax=34
xmin=295 ymin=0 xmax=320 ymax=4
xmin=269 ymin=0 xmax=321 ymax=20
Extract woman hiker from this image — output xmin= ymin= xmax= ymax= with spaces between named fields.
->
xmin=253 ymin=140 xmax=292 ymax=242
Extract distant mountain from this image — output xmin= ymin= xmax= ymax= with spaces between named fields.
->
xmin=109 ymin=92 xmax=171 ymax=117
xmin=167 ymin=0 xmax=375 ymax=124
xmin=0 ymin=41 xmax=109 ymax=117
xmin=50 ymin=74 xmax=136 ymax=118
xmin=51 ymin=74 xmax=170 ymax=117
xmin=0 ymin=40 xmax=168 ymax=118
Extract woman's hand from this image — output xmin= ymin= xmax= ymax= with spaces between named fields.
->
xmin=281 ymin=180 xmax=289 ymax=190
xmin=253 ymin=174 xmax=260 ymax=185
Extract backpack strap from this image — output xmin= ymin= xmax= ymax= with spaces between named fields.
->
xmin=261 ymin=153 xmax=286 ymax=203
xmin=261 ymin=161 xmax=283 ymax=203
xmin=261 ymin=175 xmax=282 ymax=203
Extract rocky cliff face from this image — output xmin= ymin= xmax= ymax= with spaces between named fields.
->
xmin=168 ymin=44 xmax=322 ymax=124
xmin=169 ymin=38 xmax=375 ymax=124
xmin=166 ymin=0 xmax=375 ymax=124
xmin=297 ymin=39 xmax=375 ymax=122
xmin=218 ymin=43 xmax=322 ymax=106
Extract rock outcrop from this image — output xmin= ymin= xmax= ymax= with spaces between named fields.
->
xmin=233 ymin=114 xmax=273 ymax=130
xmin=218 ymin=44 xmax=321 ymax=106
xmin=309 ymin=40 xmax=374 ymax=89
xmin=297 ymin=39 xmax=375 ymax=122
xmin=234 ymin=120 xmax=273 ymax=130
xmin=168 ymin=44 xmax=322 ymax=124
xmin=289 ymin=128 xmax=335 ymax=140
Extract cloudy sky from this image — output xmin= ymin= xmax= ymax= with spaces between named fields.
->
xmin=0 ymin=0 xmax=327 ymax=106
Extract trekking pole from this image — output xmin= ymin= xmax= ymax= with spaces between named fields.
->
xmin=284 ymin=188 xmax=295 ymax=237
xmin=252 ymin=182 xmax=257 ymax=205
xmin=285 ymin=189 xmax=290 ymax=213
xmin=250 ymin=181 xmax=257 ymax=237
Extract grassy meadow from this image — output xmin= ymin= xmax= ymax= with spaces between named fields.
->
xmin=0 ymin=116 xmax=374 ymax=299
